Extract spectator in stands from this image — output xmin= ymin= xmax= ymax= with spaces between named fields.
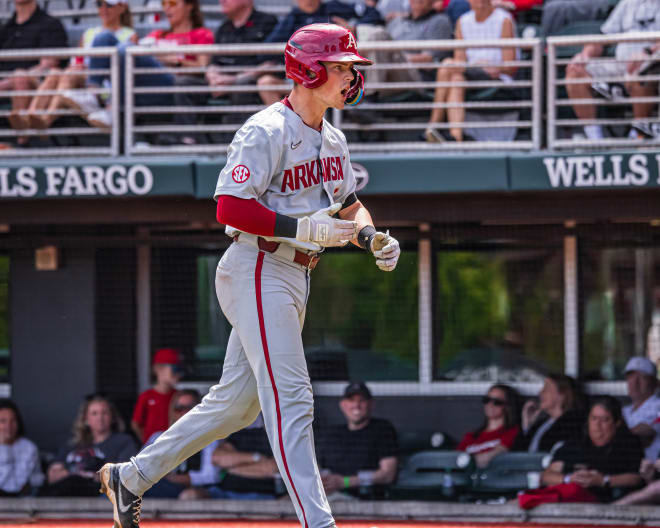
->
xmin=540 ymin=396 xmax=643 ymax=503
xmin=514 ymin=374 xmax=585 ymax=453
xmin=356 ymin=0 xmax=452 ymax=100
xmin=132 ymin=348 xmax=183 ymax=445
xmin=256 ymin=0 xmax=383 ymax=105
xmin=0 ymin=399 xmax=44 ymax=496
xmin=0 ymin=0 xmax=67 ymax=144
xmin=202 ymin=418 xmax=280 ymax=499
xmin=171 ymin=0 xmax=277 ymax=145
xmin=424 ymin=0 xmax=518 ymax=142
xmin=24 ymin=0 xmax=136 ymax=131
xmin=621 ymin=357 xmax=660 ymax=461
xmin=316 ymin=381 xmax=398 ymax=499
xmin=144 ymin=389 xmax=226 ymax=499
xmin=457 ymin=384 xmax=520 ymax=468
xmin=81 ymin=0 xmax=214 ymax=128
xmin=39 ymin=394 xmax=137 ymax=497
xmin=565 ymin=0 xmax=660 ymax=141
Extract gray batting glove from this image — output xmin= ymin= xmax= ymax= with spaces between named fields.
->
xmin=370 ymin=231 xmax=400 ymax=272
xmin=296 ymin=203 xmax=358 ymax=247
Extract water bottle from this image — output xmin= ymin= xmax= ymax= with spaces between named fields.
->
xmin=442 ymin=469 xmax=454 ymax=498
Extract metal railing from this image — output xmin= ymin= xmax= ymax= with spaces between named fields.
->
xmin=123 ymin=38 xmax=543 ymax=156
xmin=0 ymin=47 xmax=119 ymax=157
xmin=547 ymin=31 xmax=660 ymax=150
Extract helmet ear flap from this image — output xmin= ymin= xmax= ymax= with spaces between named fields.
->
xmin=344 ymin=67 xmax=365 ymax=106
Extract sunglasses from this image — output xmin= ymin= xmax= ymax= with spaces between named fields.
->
xmin=482 ymin=396 xmax=506 ymax=406
xmin=174 ymin=404 xmax=195 ymax=412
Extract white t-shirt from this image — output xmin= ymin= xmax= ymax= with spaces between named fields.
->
xmin=601 ymin=0 xmax=660 ymax=61
xmin=623 ymin=393 xmax=660 ymax=460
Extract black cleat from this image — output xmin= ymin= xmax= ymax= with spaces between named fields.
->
xmin=98 ymin=463 xmax=142 ymax=528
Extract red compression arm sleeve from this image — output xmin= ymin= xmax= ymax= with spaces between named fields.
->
xmin=217 ymin=195 xmax=277 ymax=236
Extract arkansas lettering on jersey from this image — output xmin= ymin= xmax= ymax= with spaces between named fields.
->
xmin=214 ymin=101 xmax=357 ymax=251
xmin=280 ymin=156 xmax=344 ymax=192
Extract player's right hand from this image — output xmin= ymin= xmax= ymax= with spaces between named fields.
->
xmin=296 ymin=203 xmax=358 ymax=247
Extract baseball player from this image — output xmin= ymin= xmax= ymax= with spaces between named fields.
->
xmin=98 ymin=23 xmax=400 ymax=528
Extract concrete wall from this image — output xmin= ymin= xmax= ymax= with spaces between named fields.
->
xmin=10 ymin=248 xmax=96 ymax=454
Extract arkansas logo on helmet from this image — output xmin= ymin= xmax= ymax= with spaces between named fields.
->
xmin=284 ymin=23 xmax=372 ymax=94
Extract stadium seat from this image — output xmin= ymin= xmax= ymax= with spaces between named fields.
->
xmin=398 ymin=430 xmax=455 ymax=456
xmin=388 ymin=450 xmax=473 ymax=500
xmin=469 ymin=451 xmax=551 ymax=498
xmin=550 ymin=20 xmax=603 ymax=59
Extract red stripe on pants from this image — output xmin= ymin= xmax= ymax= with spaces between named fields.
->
xmin=254 ymin=251 xmax=309 ymax=528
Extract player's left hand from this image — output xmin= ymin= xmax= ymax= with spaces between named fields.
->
xmin=370 ymin=231 xmax=400 ymax=272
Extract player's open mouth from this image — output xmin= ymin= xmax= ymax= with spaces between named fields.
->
xmin=341 ymin=88 xmax=348 ymax=96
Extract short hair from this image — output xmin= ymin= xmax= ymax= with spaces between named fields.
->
xmin=588 ymin=395 xmax=623 ymax=425
xmin=168 ymin=389 xmax=201 ymax=424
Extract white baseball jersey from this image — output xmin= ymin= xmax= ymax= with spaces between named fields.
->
xmin=214 ymin=101 xmax=357 ymax=252
xmin=623 ymin=394 xmax=660 ymax=460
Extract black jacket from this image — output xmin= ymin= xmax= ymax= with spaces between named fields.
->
xmin=514 ymin=409 xmax=586 ymax=453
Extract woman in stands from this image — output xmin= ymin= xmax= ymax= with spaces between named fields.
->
xmin=39 ymin=394 xmax=137 ymax=497
xmin=24 ymin=0 xmax=136 ymax=130
xmin=540 ymin=396 xmax=643 ymax=503
xmin=513 ymin=374 xmax=585 ymax=454
xmin=80 ymin=0 xmax=214 ymax=129
xmin=424 ymin=0 xmax=518 ymax=142
xmin=0 ymin=399 xmax=44 ymax=496
xmin=457 ymin=384 xmax=520 ymax=468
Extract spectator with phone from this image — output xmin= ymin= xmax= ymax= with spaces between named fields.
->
xmin=540 ymin=396 xmax=643 ymax=503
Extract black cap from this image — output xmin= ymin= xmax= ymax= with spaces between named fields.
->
xmin=343 ymin=381 xmax=372 ymax=400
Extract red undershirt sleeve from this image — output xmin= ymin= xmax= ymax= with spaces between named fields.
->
xmin=216 ymin=195 xmax=298 ymax=238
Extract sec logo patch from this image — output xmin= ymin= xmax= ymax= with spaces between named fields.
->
xmin=232 ymin=165 xmax=250 ymax=183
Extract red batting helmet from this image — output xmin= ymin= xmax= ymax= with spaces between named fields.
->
xmin=284 ymin=23 xmax=372 ymax=89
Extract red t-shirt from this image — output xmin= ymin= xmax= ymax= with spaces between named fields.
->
xmin=146 ymin=27 xmax=214 ymax=61
xmin=457 ymin=425 xmax=520 ymax=455
xmin=132 ymin=388 xmax=177 ymax=444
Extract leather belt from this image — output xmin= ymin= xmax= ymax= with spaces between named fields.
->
xmin=234 ymin=234 xmax=320 ymax=271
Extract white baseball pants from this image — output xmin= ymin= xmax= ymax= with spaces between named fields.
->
xmin=120 ymin=237 xmax=335 ymax=528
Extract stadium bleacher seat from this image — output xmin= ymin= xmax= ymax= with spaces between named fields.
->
xmin=468 ymin=451 xmax=551 ymax=499
xmin=551 ymin=20 xmax=604 ymax=59
xmin=398 ymin=430 xmax=455 ymax=456
xmin=388 ymin=450 xmax=473 ymax=501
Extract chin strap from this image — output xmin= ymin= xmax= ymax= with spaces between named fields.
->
xmin=345 ymin=67 xmax=365 ymax=106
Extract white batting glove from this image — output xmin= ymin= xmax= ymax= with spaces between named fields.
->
xmin=296 ymin=203 xmax=358 ymax=247
xmin=370 ymin=231 xmax=400 ymax=272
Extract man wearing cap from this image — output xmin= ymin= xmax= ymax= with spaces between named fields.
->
xmin=131 ymin=349 xmax=184 ymax=445
xmin=622 ymin=356 xmax=660 ymax=461
xmin=316 ymin=381 xmax=398 ymax=499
